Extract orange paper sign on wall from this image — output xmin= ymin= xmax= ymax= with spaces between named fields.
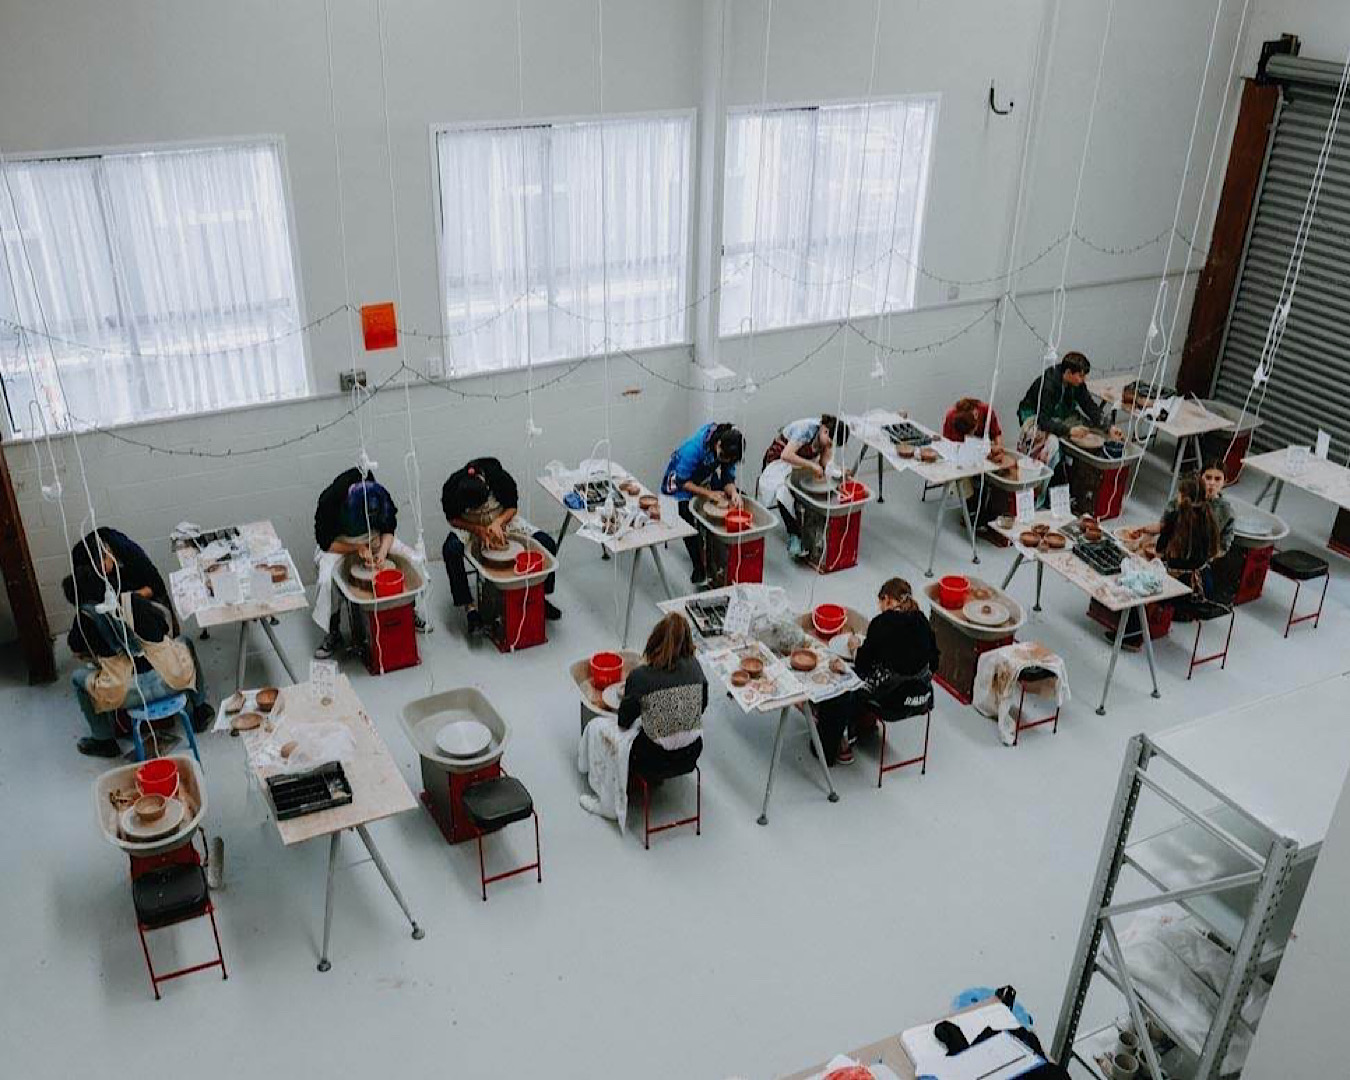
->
xmin=361 ymin=302 xmax=398 ymax=351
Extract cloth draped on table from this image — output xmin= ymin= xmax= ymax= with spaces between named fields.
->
xmin=311 ymin=535 xmax=422 ymax=629
xmin=973 ymin=641 xmax=1070 ymax=747
xmin=577 ymin=713 xmax=640 ymax=836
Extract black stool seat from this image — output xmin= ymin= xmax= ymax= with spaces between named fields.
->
xmin=133 ymin=864 xmax=210 ymax=929
xmin=462 ymin=776 xmax=534 ymax=831
xmin=1272 ymin=549 xmax=1329 ymax=581
xmin=1018 ymin=665 xmax=1056 ymax=683
xmin=633 ymin=755 xmax=700 ymax=783
xmin=1181 ymin=598 xmax=1233 ymax=622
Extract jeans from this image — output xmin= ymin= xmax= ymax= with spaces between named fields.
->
xmin=441 ymin=529 xmax=558 ymax=607
xmin=677 ymin=500 xmax=706 ymax=576
xmin=775 ymin=504 xmax=801 ymax=539
xmin=72 ymin=639 xmax=209 ymax=741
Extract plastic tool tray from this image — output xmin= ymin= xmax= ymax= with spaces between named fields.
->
xmin=686 ymin=595 xmax=730 ymax=637
xmin=573 ymin=479 xmax=627 ymax=511
xmin=185 ymin=526 xmax=241 ymax=549
xmin=882 ymin=421 xmax=933 ymax=446
xmin=266 ymin=761 xmax=353 ymax=820
xmin=1072 ymin=538 xmax=1127 ymax=576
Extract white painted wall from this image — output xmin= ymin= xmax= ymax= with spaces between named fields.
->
xmin=0 ymin=0 xmax=1296 ymax=638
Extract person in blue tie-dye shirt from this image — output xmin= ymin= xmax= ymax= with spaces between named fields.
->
xmin=661 ymin=422 xmax=745 ymax=585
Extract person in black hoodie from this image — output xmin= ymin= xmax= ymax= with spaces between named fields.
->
xmin=441 ymin=457 xmax=560 ymax=634
xmin=68 ymin=527 xmax=176 ymax=634
xmin=814 ymin=577 xmax=938 ymax=766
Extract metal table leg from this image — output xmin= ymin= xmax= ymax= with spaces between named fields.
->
xmin=1095 ymin=608 xmax=1131 ymax=716
xmin=1001 ymin=552 xmax=1025 ymax=591
xmin=316 ymin=831 xmax=341 ymax=972
xmin=259 ymin=617 xmax=298 ymax=684
xmin=554 ymin=512 xmax=573 ymax=556
xmin=1255 ymin=476 xmax=1275 ymax=507
xmin=234 ymin=621 xmax=249 ymax=691
xmin=1139 ymin=602 xmax=1160 ymax=700
xmin=355 ymin=824 xmax=424 ymax=941
xmin=620 ymin=549 xmax=642 ymax=647
xmin=1034 ymin=560 xmax=1044 ymax=612
xmin=1270 ymin=479 xmax=1285 ymax=514
xmin=925 ymin=482 xmax=952 ymax=578
xmin=875 ymin=448 xmax=885 ymax=503
xmin=1168 ymin=437 xmax=1188 ymax=501
xmin=757 ymin=707 xmax=791 ymax=826
xmin=649 ymin=546 xmax=674 ymax=600
xmin=958 ymin=482 xmax=980 ymax=565
xmin=800 ymin=704 xmax=839 ymax=804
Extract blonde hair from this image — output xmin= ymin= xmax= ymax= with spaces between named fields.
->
xmin=879 ymin=577 xmax=919 ymax=613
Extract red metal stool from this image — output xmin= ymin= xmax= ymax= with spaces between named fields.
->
xmin=1012 ymin=665 xmax=1061 ymax=746
xmin=870 ymin=706 xmax=933 ymax=789
xmin=631 ymin=761 xmax=702 ymax=850
xmin=130 ymin=837 xmax=227 ymax=999
xmin=1182 ymin=599 xmax=1236 ymax=679
xmin=462 ymin=775 xmax=541 ymax=902
xmin=1269 ymin=549 xmax=1329 ymax=637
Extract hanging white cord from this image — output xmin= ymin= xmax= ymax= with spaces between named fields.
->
xmin=864 ymin=91 xmax=916 ymax=412
xmin=1219 ymin=43 xmax=1350 ymax=462
xmin=738 ymin=0 xmax=775 ymax=438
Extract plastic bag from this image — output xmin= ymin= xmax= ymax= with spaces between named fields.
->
xmin=252 ymin=721 xmax=356 ymax=774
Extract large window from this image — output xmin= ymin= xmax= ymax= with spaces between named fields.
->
xmin=720 ymin=96 xmax=938 ymax=335
xmin=0 ymin=140 xmax=307 ymax=435
xmin=435 ymin=113 xmax=693 ymax=374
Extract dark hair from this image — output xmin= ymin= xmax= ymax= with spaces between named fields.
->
xmin=458 ymin=470 xmax=491 ymax=510
xmin=879 ymin=576 xmax=919 ymax=613
xmin=340 ymin=480 xmax=396 ymax=537
xmin=1060 ymin=351 xmax=1091 ymax=376
xmin=1164 ymin=476 xmax=1221 ymax=563
xmin=65 ymin=564 xmax=109 ymax=608
xmin=818 ymin=414 xmax=850 ymax=448
xmin=1200 ymin=459 xmax=1226 ymax=477
xmin=712 ymin=423 xmax=744 ymax=464
xmin=644 ymin=612 xmax=695 ymax=671
xmin=951 ymin=398 xmax=985 ymax=438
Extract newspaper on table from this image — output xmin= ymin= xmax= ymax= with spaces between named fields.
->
xmin=706 ymin=639 xmax=804 ymax=711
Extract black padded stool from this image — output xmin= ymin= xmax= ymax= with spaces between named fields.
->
xmin=132 ymin=862 xmax=227 ymax=999
xmin=462 ymin=776 xmax=542 ymax=901
xmin=630 ymin=757 xmax=702 ymax=850
xmin=1270 ymin=549 xmax=1329 ymax=637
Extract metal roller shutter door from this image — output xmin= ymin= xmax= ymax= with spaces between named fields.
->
xmin=1212 ymin=55 xmax=1350 ymax=458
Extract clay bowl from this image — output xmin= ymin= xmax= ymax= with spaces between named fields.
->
xmin=730 ymin=669 xmax=752 ymax=688
xmin=1032 ymin=523 xmax=1051 ymax=537
xmin=232 ymin=711 xmax=263 ymax=734
xmin=1040 ymin=532 xmax=1067 ymax=551
xmin=638 ymin=495 xmax=659 ymax=517
xmin=969 ymin=586 xmax=993 ymax=601
xmin=1019 ymin=530 xmax=1042 ymax=548
xmin=702 ymin=500 xmax=730 ymax=521
xmin=918 ymin=447 xmax=940 ymax=464
xmin=789 ymin=648 xmax=818 ymax=672
xmin=995 ymin=515 xmax=1015 ymax=530
xmin=223 ymin=691 xmax=245 ymax=715
xmin=619 ymin=480 xmax=641 ymax=496
xmin=1083 ymin=525 xmax=1104 ymax=544
xmin=896 ymin=443 xmax=917 ymax=459
xmin=133 ymin=794 xmax=167 ymax=823
xmin=255 ymin=687 xmax=279 ymax=712
xmin=265 ymin=564 xmax=289 ymax=584
xmin=829 ymin=657 xmax=848 ymax=675
xmin=1069 ymin=425 xmax=1090 ymax=441
xmin=739 ymin=656 xmax=765 ymax=678
xmin=280 ymin=740 xmax=298 ymax=759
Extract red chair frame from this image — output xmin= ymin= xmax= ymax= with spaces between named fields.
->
xmin=1187 ymin=608 xmax=1236 ymax=680
xmin=464 ymin=774 xmax=542 ymax=903
xmin=130 ymin=832 xmax=227 ymax=1000
xmin=1013 ymin=678 xmax=1061 ymax=746
xmin=875 ymin=709 xmax=932 ymax=789
xmin=631 ymin=765 xmax=702 ymax=850
xmin=1281 ymin=572 xmax=1329 ymax=638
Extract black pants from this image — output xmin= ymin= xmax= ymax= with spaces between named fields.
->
xmin=815 ymin=690 xmax=867 ymax=766
xmin=629 ymin=731 xmax=703 ymax=779
xmin=775 ymin=504 xmax=801 ymax=539
xmin=677 ymin=501 xmax=706 ymax=577
xmin=441 ymin=529 xmax=558 ymax=607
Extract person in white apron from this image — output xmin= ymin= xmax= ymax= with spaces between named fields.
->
xmin=311 ymin=469 xmax=427 ymax=658
xmin=757 ymin=415 xmax=850 ymax=559
xmin=440 ymin=457 xmax=561 ymax=635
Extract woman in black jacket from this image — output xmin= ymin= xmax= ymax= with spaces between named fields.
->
xmin=814 ymin=578 xmax=938 ymax=766
xmin=617 ymin=612 xmax=708 ymax=777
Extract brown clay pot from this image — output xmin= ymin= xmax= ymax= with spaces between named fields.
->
xmin=739 ymin=656 xmax=765 ymax=677
xmin=255 ymin=687 xmax=279 ymax=712
xmin=731 ymin=669 xmax=752 ymax=687
xmin=1041 ymin=532 xmax=1067 ymax=550
xmin=919 ymin=447 xmax=939 ymax=463
xmin=897 ymin=443 xmax=916 ymax=459
xmin=1019 ymin=530 xmax=1041 ymax=547
xmin=789 ymin=648 xmax=818 ymax=672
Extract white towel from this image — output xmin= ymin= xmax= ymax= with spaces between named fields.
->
xmin=577 ymin=713 xmax=640 ymax=836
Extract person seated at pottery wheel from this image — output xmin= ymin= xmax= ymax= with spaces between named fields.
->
xmin=1015 ymin=352 xmax=1109 ymax=484
xmin=440 ymin=457 xmax=561 ymax=635
xmin=757 ymin=414 xmax=851 ymax=559
xmin=313 ymin=467 xmax=428 ymax=659
xmin=616 ymin=612 xmax=708 ymax=779
xmin=1130 ymin=461 xmax=1235 ymax=559
xmin=64 ymin=565 xmax=212 ymax=758
xmin=68 ymin=527 xmax=177 ymax=635
xmin=661 ymin=422 xmax=746 ymax=585
xmin=813 ymin=578 xmax=939 ymax=767
xmin=943 ymin=397 xmax=1005 ymax=524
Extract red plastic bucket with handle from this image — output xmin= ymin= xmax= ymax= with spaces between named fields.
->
xmin=812 ymin=603 xmax=848 ymax=637
xmin=590 ymin=651 xmax=624 ymax=689
xmin=135 ymin=758 xmax=180 ymax=799
xmin=374 ymin=568 xmax=405 ymax=597
xmin=938 ymin=575 xmax=970 ymax=609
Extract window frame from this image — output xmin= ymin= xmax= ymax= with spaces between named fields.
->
xmin=428 ymin=107 xmax=699 ymax=379
xmin=717 ymin=92 xmax=941 ymax=340
xmin=0 ymin=134 xmax=311 ymax=439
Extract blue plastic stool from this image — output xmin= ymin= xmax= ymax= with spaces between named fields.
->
xmin=128 ymin=693 xmax=201 ymax=764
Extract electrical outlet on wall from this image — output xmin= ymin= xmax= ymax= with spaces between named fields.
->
xmin=425 ymin=354 xmax=445 ymax=378
xmin=339 ymin=369 xmax=367 ymax=393
xmin=947 ymin=284 xmax=961 ymax=301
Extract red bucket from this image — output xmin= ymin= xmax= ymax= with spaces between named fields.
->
xmin=373 ymin=568 xmax=405 ymax=597
xmin=812 ymin=603 xmax=848 ymax=637
xmin=515 ymin=550 xmax=546 ymax=574
xmin=589 ymin=651 xmax=624 ymax=690
xmin=135 ymin=758 xmax=180 ymax=799
xmin=838 ymin=479 xmax=868 ymax=503
xmin=938 ymin=575 xmax=970 ymax=610
xmin=724 ymin=508 xmax=753 ymax=533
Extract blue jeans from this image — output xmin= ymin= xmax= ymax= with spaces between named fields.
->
xmin=72 ymin=639 xmax=208 ymax=741
xmin=441 ymin=530 xmax=558 ymax=607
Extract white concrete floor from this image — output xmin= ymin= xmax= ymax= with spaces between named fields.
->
xmin=3 ymin=454 xmax=1347 ymax=1080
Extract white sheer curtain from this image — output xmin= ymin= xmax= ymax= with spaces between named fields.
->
xmin=719 ymin=97 xmax=939 ymax=335
xmin=0 ymin=141 xmax=306 ymax=435
xmin=436 ymin=114 xmax=693 ymax=374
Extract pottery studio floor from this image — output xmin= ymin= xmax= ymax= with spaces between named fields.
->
xmin=2 ymin=456 xmax=1347 ymax=1080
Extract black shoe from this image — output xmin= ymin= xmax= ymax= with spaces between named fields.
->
xmin=191 ymin=703 xmax=216 ymax=733
xmin=78 ymin=737 xmax=123 ymax=758
xmin=314 ymin=629 xmax=344 ymax=659
xmin=466 ymin=609 xmax=484 ymax=635
xmin=545 ymin=601 xmax=563 ymax=621
xmin=690 ymin=568 xmax=707 ymax=586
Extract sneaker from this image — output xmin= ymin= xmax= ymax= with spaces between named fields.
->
xmin=545 ymin=601 xmax=563 ymax=621
xmin=191 ymin=703 xmax=216 ymax=733
xmin=690 ymin=568 xmax=708 ymax=587
xmin=466 ymin=608 xmax=484 ymax=635
xmin=414 ymin=612 xmax=433 ymax=634
xmin=836 ymin=741 xmax=855 ymax=766
xmin=787 ymin=535 xmax=806 ymax=559
xmin=314 ymin=630 xmax=343 ymax=659
xmin=77 ymin=736 xmax=122 ymax=758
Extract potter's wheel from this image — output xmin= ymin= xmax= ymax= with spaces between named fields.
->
xmin=121 ymin=798 xmax=186 ymax=841
xmin=435 ymin=719 xmax=492 ymax=758
xmin=701 ymin=500 xmax=730 ymax=521
xmin=349 ymin=562 xmax=378 ymax=582
xmin=963 ymin=599 xmax=1010 ymax=627
xmin=794 ymin=472 xmax=835 ymax=495
xmin=478 ymin=539 xmax=525 ymax=567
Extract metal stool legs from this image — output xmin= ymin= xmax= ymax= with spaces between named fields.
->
xmin=1284 ymin=574 xmax=1329 ymax=637
xmin=1187 ymin=610 xmax=1236 ymax=679
xmin=877 ymin=710 xmax=932 ymax=789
